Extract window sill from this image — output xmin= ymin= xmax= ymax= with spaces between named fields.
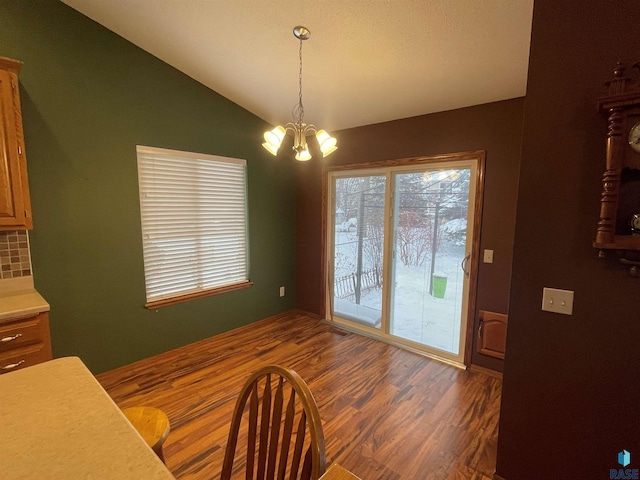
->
xmin=145 ymin=281 xmax=253 ymax=309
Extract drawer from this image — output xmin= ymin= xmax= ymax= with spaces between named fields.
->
xmin=0 ymin=343 xmax=50 ymax=374
xmin=0 ymin=313 xmax=47 ymax=352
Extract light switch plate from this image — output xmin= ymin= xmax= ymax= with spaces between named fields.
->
xmin=541 ymin=287 xmax=574 ymax=315
xmin=483 ymin=249 xmax=494 ymax=263
xmin=279 ymin=286 xmax=285 ymax=297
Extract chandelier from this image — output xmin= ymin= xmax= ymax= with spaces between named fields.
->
xmin=262 ymin=26 xmax=337 ymax=161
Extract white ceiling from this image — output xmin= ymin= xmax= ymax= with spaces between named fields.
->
xmin=61 ymin=0 xmax=534 ymax=132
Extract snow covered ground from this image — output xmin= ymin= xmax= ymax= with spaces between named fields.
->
xmin=333 ymin=231 xmax=465 ymax=355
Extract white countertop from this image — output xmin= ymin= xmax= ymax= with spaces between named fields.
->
xmin=0 ymin=276 xmax=49 ymax=320
xmin=0 ymin=356 xmax=176 ymax=479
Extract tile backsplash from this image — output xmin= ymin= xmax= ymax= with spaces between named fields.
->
xmin=0 ymin=230 xmax=32 ymax=279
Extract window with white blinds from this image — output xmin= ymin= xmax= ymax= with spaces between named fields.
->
xmin=136 ymin=145 xmax=249 ymax=306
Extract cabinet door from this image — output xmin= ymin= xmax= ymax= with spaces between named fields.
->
xmin=477 ymin=310 xmax=507 ymax=359
xmin=0 ymin=68 xmax=31 ymax=229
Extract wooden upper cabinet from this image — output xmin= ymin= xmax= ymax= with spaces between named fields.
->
xmin=0 ymin=57 xmax=32 ymax=230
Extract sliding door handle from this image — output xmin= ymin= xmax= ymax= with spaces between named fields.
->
xmin=461 ymin=253 xmax=470 ymax=278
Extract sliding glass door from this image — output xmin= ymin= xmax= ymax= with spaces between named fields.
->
xmin=326 ymin=154 xmax=482 ymax=365
xmin=331 ymin=174 xmax=386 ymax=329
xmin=389 ymin=168 xmax=471 ymax=356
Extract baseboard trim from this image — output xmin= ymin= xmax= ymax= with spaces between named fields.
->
xmin=493 ymin=473 xmax=506 ymax=480
xmin=292 ymin=308 xmax=323 ymax=320
xmin=469 ymin=364 xmax=503 ymax=379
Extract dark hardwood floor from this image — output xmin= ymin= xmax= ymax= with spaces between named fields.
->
xmin=97 ymin=310 xmax=501 ymax=480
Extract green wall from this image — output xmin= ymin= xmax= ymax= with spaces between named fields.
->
xmin=0 ymin=0 xmax=296 ymax=373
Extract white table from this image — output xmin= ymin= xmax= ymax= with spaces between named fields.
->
xmin=0 ymin=356 xmax=176 ymax=479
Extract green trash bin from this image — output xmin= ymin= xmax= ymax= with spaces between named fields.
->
xmin=432 ymin=274 xmax=447 ymax=298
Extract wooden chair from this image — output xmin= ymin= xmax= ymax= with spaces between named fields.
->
xmin=220 ymin=365 xmax=326 ymax=480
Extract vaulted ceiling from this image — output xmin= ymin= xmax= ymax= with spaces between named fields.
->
xmin=61 ymin=0 xmax=534 ymax=132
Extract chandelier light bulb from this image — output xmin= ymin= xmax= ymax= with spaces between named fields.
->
xmin=295 ymin=148 xmax=312 ymax=161
xmin=262 ymin=125 xmax=286 ymax=155
xmin=262 ymin=141 xmax=279 ymax=156
xmin=316 ymin=130 xmax=338 ymax=157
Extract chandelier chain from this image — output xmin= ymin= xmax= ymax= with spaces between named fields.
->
xmin=295 ymin=36 xmax=305 ymax=125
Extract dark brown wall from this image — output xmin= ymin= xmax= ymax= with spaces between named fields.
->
xmin=295 ymin=98 xmax=524 ymax=371
xmin=496 ymin=1 xmax=640 ymax=478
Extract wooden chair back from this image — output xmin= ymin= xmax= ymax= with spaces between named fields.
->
xmin=220 ymin=365 xmax=326 ymax=480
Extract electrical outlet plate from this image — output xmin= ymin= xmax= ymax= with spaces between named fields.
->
xmin=541 ymin=287 xmax=574 ymax=315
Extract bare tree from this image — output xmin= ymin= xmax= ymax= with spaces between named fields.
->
xmin=396 ymin=210 xmax=439 ymax=266
xmin=363 ymin=223 xmax=384 ymax=287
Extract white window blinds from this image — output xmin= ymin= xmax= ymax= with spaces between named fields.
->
xmin=136 ymin=146 xmax=249 ymax=305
